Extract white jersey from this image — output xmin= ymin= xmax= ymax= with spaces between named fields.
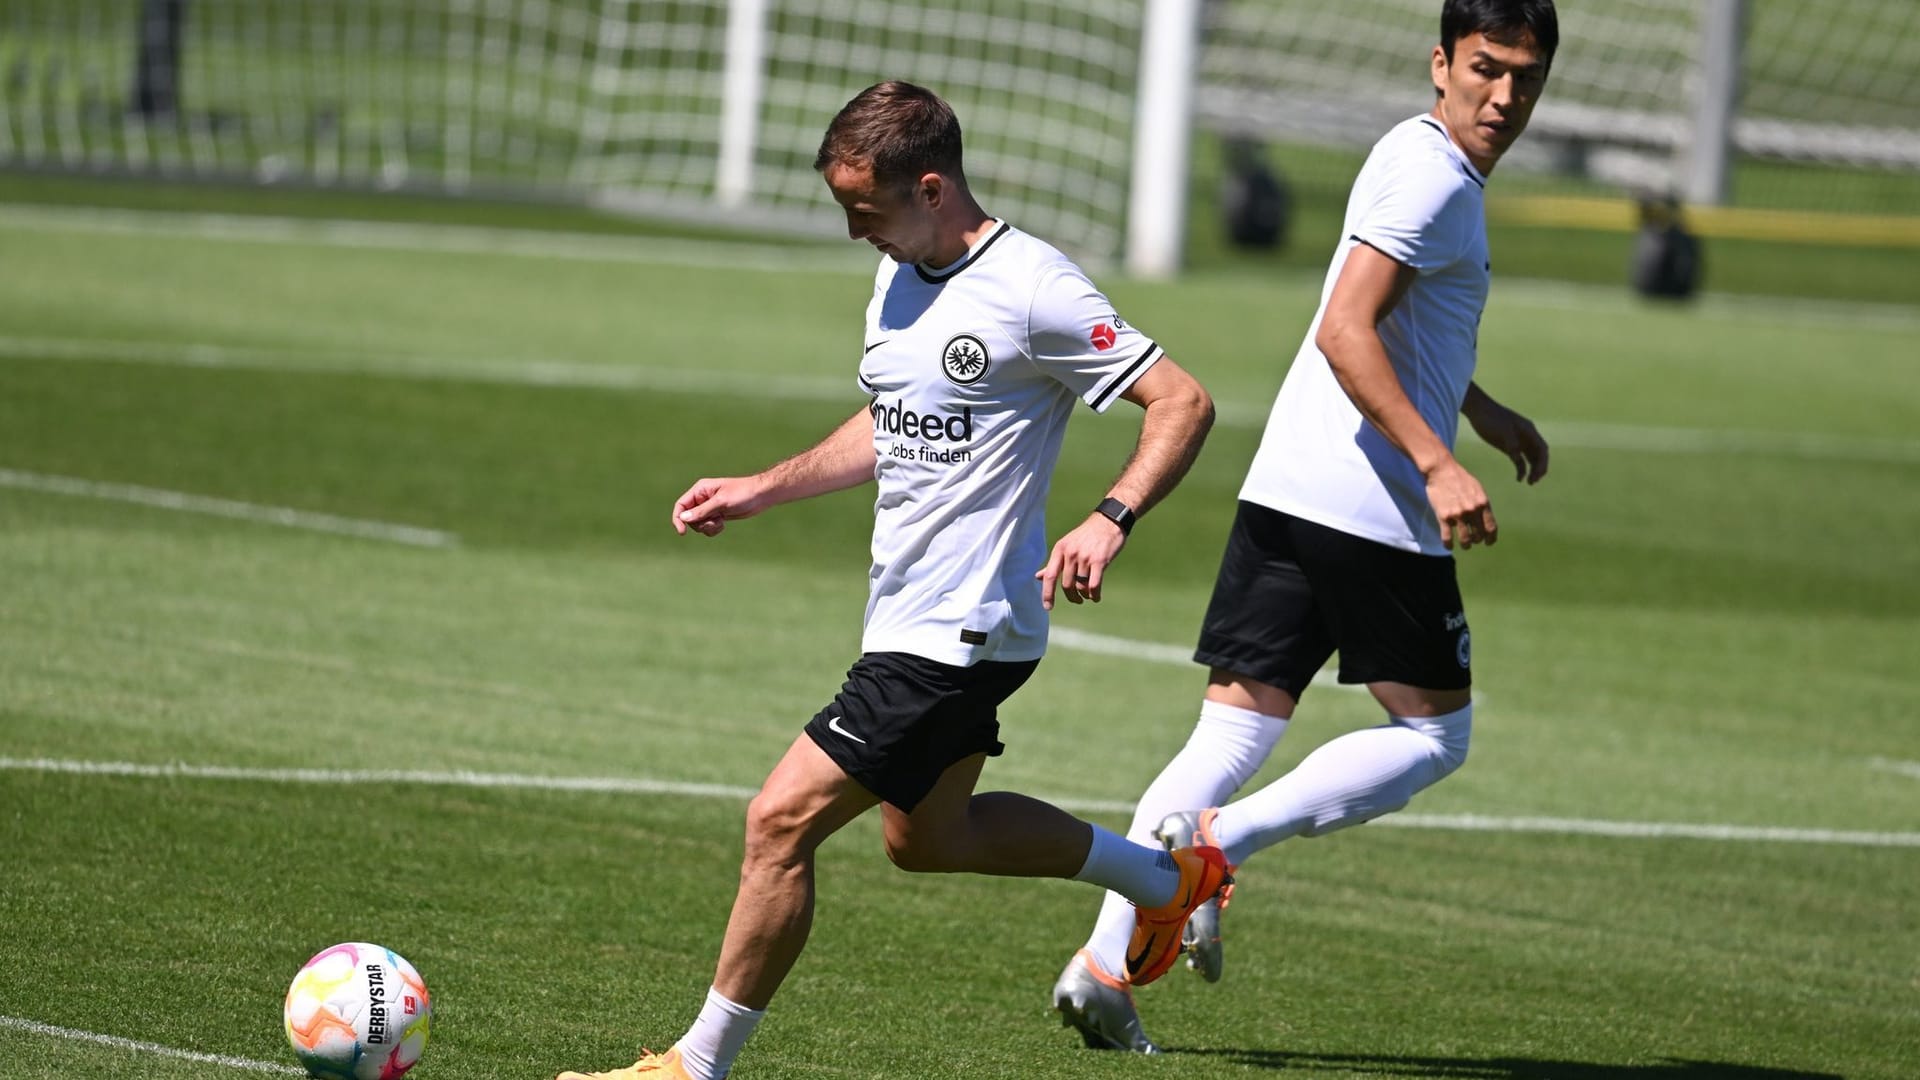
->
xmin=856 ymin=221 xmax=1161 ymax=665
xmin=1241 ymin=114 xmax=1491 ymax=555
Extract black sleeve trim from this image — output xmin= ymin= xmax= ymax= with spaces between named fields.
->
xmin=1088 ymin=343 xmax=1162 ymax=411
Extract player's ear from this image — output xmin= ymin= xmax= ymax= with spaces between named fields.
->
xmin=1431 ymin=44 xmax=1449 ymax=97
xmin=917 ymin=172 xmax=943 ymax=209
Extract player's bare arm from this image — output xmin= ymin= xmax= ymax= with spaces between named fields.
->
xmin=1316 ymin=241 xmax=1496 ymax=550
xmin=1461 ymin=381 xmax=1550 ymax=484
xmin=672 ymin=406 xmax=878 ymax=537
xmin=1037 ymin=357 xmax=1214 ymax=609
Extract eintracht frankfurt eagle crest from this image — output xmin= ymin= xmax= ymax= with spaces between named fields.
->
xmin=941 ymin=334 xmax=990 ymax=385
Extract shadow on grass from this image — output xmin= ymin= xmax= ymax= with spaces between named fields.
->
xmin=1164 ymin=1048 xmax=1842 ymax=1079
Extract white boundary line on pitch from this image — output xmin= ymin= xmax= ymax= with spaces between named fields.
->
xmin=6 ymin=757 xmax=1917 ymax=848
xmin=1049 ymin=626 xmax=1360 ymax=694
xmin=6 ymin=201 xmax=1919 ymax=333
xmin=7 ymin=335 xmax=1920 ymax=467
xmin=0 ymin=468 xmax=457 ymax=548
xmin=1869 ymin=757 xmax=1920 ymax=782
xmin=0 ymin=1015 xmax=301 ymax=1075
xmin=0 ymin=202 xmax=872 ymax=274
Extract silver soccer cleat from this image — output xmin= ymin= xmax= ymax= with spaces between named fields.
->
xmin=1051 ymin=949 xmax=1159 ymax=1054
xmin=1153 ymin=810 xmax=1227 ymax=983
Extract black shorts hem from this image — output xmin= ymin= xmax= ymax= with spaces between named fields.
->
xmin=1191 ymin=646 xmax=1318 ymax=701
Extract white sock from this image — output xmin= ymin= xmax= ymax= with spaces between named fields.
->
xmin=1072 ymin=824 xmax=1181 ymax=907
xmin=675 ymin=987 xmax=763 ymax=1080
xmin=1212 ymin=703 xmax=1472 ymax=866
xmin=1083 ymin=699 xmax=1288 ymax=973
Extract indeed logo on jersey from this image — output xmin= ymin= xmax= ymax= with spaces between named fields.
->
xmin=870 ymin=397 xmax=974 ymax=443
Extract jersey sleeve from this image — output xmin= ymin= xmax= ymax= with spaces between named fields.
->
xmin=1026 ymin=265 xmax=1162 ymax=413
xmin=1349 ymin=162 xmax=1476 ymax=274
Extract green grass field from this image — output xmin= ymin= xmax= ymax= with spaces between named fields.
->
xmin=1 ymin=185 xmax=1917 ymax=1080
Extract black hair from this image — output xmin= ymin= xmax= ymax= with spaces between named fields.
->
xmin=1441 ymin=0 xmax=1559 ymax=70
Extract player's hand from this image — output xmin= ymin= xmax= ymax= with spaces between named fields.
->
xmin=1466 ymin=399 xmax=1550 ymax=484
xmin=1036 ymin=514 xmax=1128 ymax=609
xmin=671 ymin=476 xmax=766 ymax=537
xmin=1425 ymin=457 xmax=1497 ymax=551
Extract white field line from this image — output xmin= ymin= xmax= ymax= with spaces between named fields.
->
xmin=0 ymin=334 xmax=859 ymax=403
xmin=1049 ymin=625 xmax=1358 ymax=693
xmin=1211 ymin=402 xmax=1920 ymax=466
xmin=0 ymin=1015 xmax=301 ymax=1075
xmin=8 ymin=334 xmax=1920 ymax=467
xmin=7 ymin=757 xmax=1918 ymax=848
xmin=7 ymin=200 xmax=1920 ymax=333
xmin=1488 ymin=275 xmax=1920 ymax=334
xmin=1869 ymin=757 xmax=1920 ymax=781
xmin=0 ymin=468 xmax=458 ymax=548
xmin=0 ymin=202 xmax=872 ymax=274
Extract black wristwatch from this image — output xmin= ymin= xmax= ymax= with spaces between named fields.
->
xmin=1094 ymin=497 xmax=1138 ymax=536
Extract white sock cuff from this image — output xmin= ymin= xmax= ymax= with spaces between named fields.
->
xmin=704 ymin=986 xmax=764 ymax=1020
xmin=1391 ymin=702 xmax=1473 ymax=759
xmin=1198 ymin=697 xmax=1283 ymax=731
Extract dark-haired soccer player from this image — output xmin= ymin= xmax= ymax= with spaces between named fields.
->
xmin=1053 ymin=0 xmax=1558 ymax=1053
xmin=556 ymin=81 xmax=1227 ymax=1080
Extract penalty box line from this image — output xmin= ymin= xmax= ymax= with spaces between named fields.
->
xmin=4 ymin=757 xmax=1917 ymax=849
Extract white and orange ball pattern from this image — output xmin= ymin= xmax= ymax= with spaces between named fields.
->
xmin=284 ymin=942 xmax=432 ymax=1079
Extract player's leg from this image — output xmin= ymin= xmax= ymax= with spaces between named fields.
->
xmin=557 ymin=735 xmax=877 ymax=1080
xmin=1206 ymin=514 xmax=1474 ymax=868
xmin=712 ymin=734 xmax=882 ymax=1008
xmin=690 ymin=736 xmax=878 ymax=1080
xmin=1068 ymin=500 xmax=1323 ymax=1001
xmin=874 ymin=717 xmax=1185 ymax=906
xmin=880 ymin=752 xmax=1229 ymax=988
xmin=860 ymin=655 xmax=1227 ymax=990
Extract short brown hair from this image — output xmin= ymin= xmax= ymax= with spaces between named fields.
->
xmin=813 ymin=81 xmax=965 ymax=190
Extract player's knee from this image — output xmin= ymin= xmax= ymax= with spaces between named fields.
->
xmin=1397 ymin=702 xmax=1472 ymax=782
xmin=882 ymin=831 xmax=963 ymax=874
xmin=1188 ymin=700 xmax=1290 ymax=789
xmin=742 ymin=790 xmax=816 ymax=868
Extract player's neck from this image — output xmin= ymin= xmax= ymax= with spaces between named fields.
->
xmin=1428 ymin=103 xmax=1498 ymax=177
xmin=924 ymin=205 xmax=998 ymax=270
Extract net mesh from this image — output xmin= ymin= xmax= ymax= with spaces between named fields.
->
xmin=0 ymin=0 xmax=1146 ymax=255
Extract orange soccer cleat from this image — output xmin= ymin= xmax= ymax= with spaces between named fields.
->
xmin=1123 ymin=844 xmax=1233 ymax=986
xmin=1152 ymin=808 xmax=1236 ymax=982
xmin=556 ymin=1046 xmax=710 ymax=1080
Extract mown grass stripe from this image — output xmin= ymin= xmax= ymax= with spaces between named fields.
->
xmin=6 ymin=335 xmax=1917 ymax=467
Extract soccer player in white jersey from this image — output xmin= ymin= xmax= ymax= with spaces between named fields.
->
xmin=1052 ymin=0 xmax=1557 ymax=1053
xmin=555 ymin=81 xmax=1228 ymax=1080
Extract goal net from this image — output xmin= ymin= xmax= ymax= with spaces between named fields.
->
xmin=0 ymin=0 xmax=1150 ymax=258
xmin=6 ymin=1 xmax=1914 ymax=258
xmin=1195 ymin=0 xmax=1920 ymax=213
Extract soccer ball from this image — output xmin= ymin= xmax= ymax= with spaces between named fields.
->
xmin=283 ymin=942 xmax=433 ymax=1079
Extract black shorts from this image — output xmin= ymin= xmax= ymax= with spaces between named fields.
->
xmin=1194 ymin=501 xmax=1471 ymax=698
xmin=803 ymin=652 xmax=1039 ymax=813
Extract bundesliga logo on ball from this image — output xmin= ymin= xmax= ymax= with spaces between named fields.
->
xmin=284 ymin=942 xmax=432 ymax=1079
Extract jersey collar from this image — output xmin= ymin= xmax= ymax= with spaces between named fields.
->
xmin=915 ymin=220 xmax=1011 ymax=284
xmin=1417 ymin=117 xmax=1488 ymax=189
